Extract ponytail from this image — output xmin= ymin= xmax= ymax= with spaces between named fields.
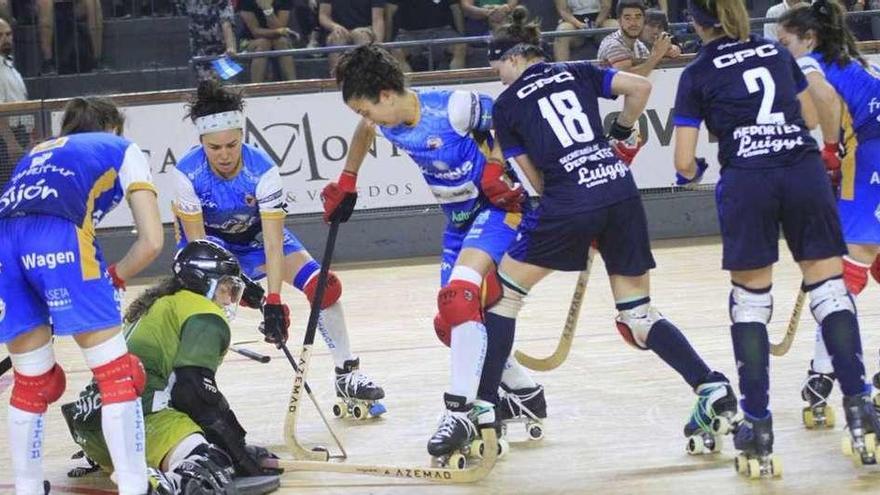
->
xmin=715 ymin=0 xmax=750 ymax=41
xmin=778 ymin=0 xmax=867 ymax=68
xmin=124 ymin=277 xmax=185 ymax=324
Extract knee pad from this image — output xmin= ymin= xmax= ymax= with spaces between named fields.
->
xmin=482 ymin=269 xmax=503 ymax=310
xmin=729 ymin=284 xmax=773 ymax=325
xmin=615 ymin=298 xmax=662 ymax=350
xmin=92 ymin=353 xmax=146 ymax=405
xmin=434 ymin=312 xmax=452 ymax=348
xmin=438 ymin=279 xmax=483 ymax=326
xmin=10 ymin=363 xmax=66 ymax=413
xmin=843 ymin=256 xmax=870 ymax=295
xmin=806 ymin=277 xmax=855 ymax=325
xmin=303 ymin=271 xmax=342 ymax=310
xmin=871 ymin=254 xmax=880 ymax=285
xmin=486 ymin=271 xmax=527 ymax=319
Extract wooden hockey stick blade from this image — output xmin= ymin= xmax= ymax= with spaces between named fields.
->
xmin=275 ymin=427 xmax=498 ymax=483
xmin=230 ymin=346 xmax=270 ymax=363
xmin=769 ymin=290 xmax=806 ymax=357
xmin=515 ymin=251 xmax=593 ymax=371
xmin=283 ymin=344 xmax=329 ymax=461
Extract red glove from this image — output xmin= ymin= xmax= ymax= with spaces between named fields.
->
xmin=608 ymin=121 xmax=642 ymax=165
xmin=821 ymin=142 xmax=841 ymax=189
xmin=480 ymin=159 xmax=524 ymax=212
xmin=321 ymin=171 xmax=358 ymax=223
xmin=108 ymin=264 xmax=126 ymax=291
xmin=261 ymin=293 xmax=290 ymax=345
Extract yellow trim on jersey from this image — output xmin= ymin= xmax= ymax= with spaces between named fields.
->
xmin=30 ymin=136 xmax=69 ymax=154
xmin=171 ymin=201 xmax=204 ymax=221
xmin=504 ymin=212 xmax=522 ymax=229
xmin=125 ymin=181 xmax=158 ymax=198
xmin=259 ymin=210 xmax=286 ymax=220
xmin=841 ymin=108 xmax=858 ymax=201
xmin=79 ymin=168 xmax=119 ymax=280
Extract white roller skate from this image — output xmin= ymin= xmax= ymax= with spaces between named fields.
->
xmin=684 ymin=379 xmax=738 ymax=455
xmin=733 ymin=412 xmax=782 ymax=478
xmin=801 ymin=369 xmax=836 ymax=429
xmin=498 ymin=383 xmax=546 ymax=441
xmin=840 ymin=393 xmax=880 ymax=466
xmin=427 ymin=394 xmax=508 ymax=469
xmin=332 ymin=358 xmax=386 ymax=420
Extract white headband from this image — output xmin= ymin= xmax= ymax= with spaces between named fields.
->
xmin=195 ymin=111 xmax=244 ymax=135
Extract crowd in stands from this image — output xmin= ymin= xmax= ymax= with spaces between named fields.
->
xmin=0 ymin=0 xmax=875 ymax=88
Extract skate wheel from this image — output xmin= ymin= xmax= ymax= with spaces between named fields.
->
xmin=711 ymin=416 xmax=731 ymax=435
xmin=497 ymin=437 xmax=510 ymax=459
xmin=802 ymin=407 xmax=816 ymax=429
xmin=824 ymin=407 xmax=836 ymax=428
xmin=746 ymin=459 xmax=761 ymax=479
xmin=527 ymin=422 xmax=544 ymax=441
xmin=842 ymin=435 xmax=854 ymax=457
xmin=709 ymin=435 xmax=723 ymax=454
xmin=352 ymin=404 xmax=366 ymax=420
xmin=449 ymin=453 xmax=467 ymax=470
xmin=470 ymin=438 xmax=485 ymax=459
xmin=874 ymin=394 xmax=880 ymax=409
xmin=771 ymin=456 xmax=783 ymax=477
xmin=332 ymin=402 xmax=347 ymax=419
xmin=734 ymin=454 xmax=747 ymax=474
xmin=865 ymin=433 xmax=877 ymax=454
xmin=686 ymin=435 xmax=705 ymax=455
xmin=369 ymin=402 xmax=386 ymax=417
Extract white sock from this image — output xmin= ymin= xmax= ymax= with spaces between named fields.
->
xmin=81 ymin=333 xmax=147 ymax=494
xmin=449 ymin=321 xmax=488 ymax=404
xmin=163 ymin=433 xmax=207 ymax=471
xmin=8 ymin=342 xmax=55 ymax=495
xmin=317 ymin=302 xmax=354 ymax=368
xmin=501 ymin=355 xmax=537 ymax=389
xmin=812 ymin=324 xmax=835 ymax=374
xmin=8 ymin=406 xmax=46 ymax=495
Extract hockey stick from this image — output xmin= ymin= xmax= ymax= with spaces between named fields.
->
xmin=230 ymin=346 xmax=270 ymax=363
xmin=769 ymin=290 xmax=806 ymax=357
xmin=274 ymin=427 xmax=498 ymax=484
xmin=0 ymin=356 xmax=10 ymax=377
xmin=283 ymin=216 xmax=342 ymax=462
xmin=514 ymin=248 xmax=594 ymax=371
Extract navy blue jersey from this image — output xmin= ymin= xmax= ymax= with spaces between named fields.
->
xmin=673 ymin=35 xmax=817 ymax=169
xmin=494 ymin=61 xmax=637 ymax=214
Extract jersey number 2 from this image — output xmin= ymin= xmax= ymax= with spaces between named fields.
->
xmin=538 ymin=90 xmax=595 ymax=147
xmin=743 ymin=67 xmax=784 ymax=124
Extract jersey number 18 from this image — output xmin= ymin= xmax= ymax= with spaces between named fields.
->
xmin=538 ymin=90 xmax=595 ymax=147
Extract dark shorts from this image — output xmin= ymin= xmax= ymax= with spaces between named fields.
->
xmin=508 ymin=195 xmax=656 ymax=275
xmin=716 ymin=156 xmax=847 ymax=271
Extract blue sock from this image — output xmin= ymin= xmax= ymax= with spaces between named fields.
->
xmin=478 ymin=312 xmax=516 ymax=405
xmin=820 ymin=310 xmax=868 ymax=396
xmin=644 ymin=319 xmax=712 ymax=389
xmin=730 ymin=322 xmax=770 ymax=418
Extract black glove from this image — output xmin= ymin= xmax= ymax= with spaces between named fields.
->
xmin=239 ymin=274 xmax=265 ymax=309
xmin=244 ymin=445 xmax=284 ymax=475
xmin=261 ymin=293 xmax=290 ymax=345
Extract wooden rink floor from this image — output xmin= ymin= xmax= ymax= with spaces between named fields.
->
xmin=2 ymin=237 xmax=880 ymax=494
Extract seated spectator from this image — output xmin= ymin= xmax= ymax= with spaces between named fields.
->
xmin=36 ymin=0 xmax=104 ymax=74
xmin=319 ymin=0 xmax=385 ymax=75
xmin=294 ymin=0 xmax=321 ymax=49
xmin=763 ymin=0 xmax=805 ymax=40
xmin=386 ymin=0 xmax=466 ymax=72
xmin=640 ymin=8 xmax=680 ymax=54
xmin=0 ymin=18 xmax=31 ymax=184
xmin=597 ymin=0 xmax=678 ymax=76
xmin=0 ymin=1 xmax=10 ymax=21
xmin=554 ymin=0 xmax=618 ymax=62
xmin=460 ymin=0 xmax=517 ymax=35
xmin=237 ymin=0 xmax=298 ymax=82
xmin=178 ymin=0 xmax=238 ymax=81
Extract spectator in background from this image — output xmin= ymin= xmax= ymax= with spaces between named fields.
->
xmin=386 ymin=0 xmax=466 ymax=72
xmin=763 ymin=0 xmax=806 ymax=40
xmin=294 ymin=0 xmax=321 ymax=49
xmin=597 ymin=0 xmax=677 ymax=76
xmin=36 ymin=0 xmax=104 ymax=74
xmin=0 ymin=18 xmax=31 ymax=184
xmin=554 ymin=0 xmax=617 ymax=62
xmin=640 ymin=8 xmax=680 ymax=54
xmin=0 ymin=1 xmax=10 ymax=21
xmin=319 ymin=0 xmax=385 ymax=75
xmin=237 ymin=0 xmax=298 ymax=82
xmin=177 ymin=0 xmax=238 ymax=80
xmin=460 ymin=0 xmax=517 ymax=35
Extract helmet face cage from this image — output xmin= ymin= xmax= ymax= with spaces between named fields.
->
xmin=173 ymin=240 xmax=244 ymax=319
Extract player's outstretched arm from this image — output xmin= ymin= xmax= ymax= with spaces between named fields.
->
xmin=673 ymin=126 xmax=700 ymax=180
xmin=321 ymin=118 xmax=375 ymax=223
xmin=610 ymin=71 xmax=651 ymax=128
xmin=115 ymin=188 xmax=163 ymax=283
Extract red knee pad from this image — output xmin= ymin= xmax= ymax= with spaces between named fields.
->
xmin=93 ymin=353 xmax=146 ymax=405
xmin=871 ymin=254 xmax=880 ymax=285
xmin=843 ymin=256 xmax=869 ymax=295
xmin=304 ymin=271 xmax=342 ymax=310
xmin=11 ymin=364 xmax=66 ymax=414
xmin=437 ymin=280 xmax=483 ymax=327
xmin=481 ymin=269 xmax=502 ymax=310
xmin=434 ymin=312 xmax=452 ymax=347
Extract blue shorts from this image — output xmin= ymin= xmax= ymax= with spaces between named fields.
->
xmin=838 ymin=138 xmax=880 ymax=244
xmin=508 ymin=195 xmax=656 ymax=275
xmin=440 ymin=207 xmax=520 ymax=287
xmin=0 ymin=215 xmax=121 ymax=343
xmin=177 ymin=228 xmax=304 ymax=280
xmin=716 ymin=156 xmax=847 ymax=271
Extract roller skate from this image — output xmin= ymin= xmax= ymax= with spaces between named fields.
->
xmin=684 ymin=379 xmax=738 ymax=455
xmin=427 ymin=394 xmax=507 ymax=469
xmin=332 ymin=358 xmax=386 ymax=420
xmin=840 ymin=393 xmax=880 ymax=466
xmin=498 ymin=383 xmax=547 ymax=441
xmin=733 ymin=412 xmax=782 ymax=478
xmin=801 ymin=368 xmax=836 ymax=429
